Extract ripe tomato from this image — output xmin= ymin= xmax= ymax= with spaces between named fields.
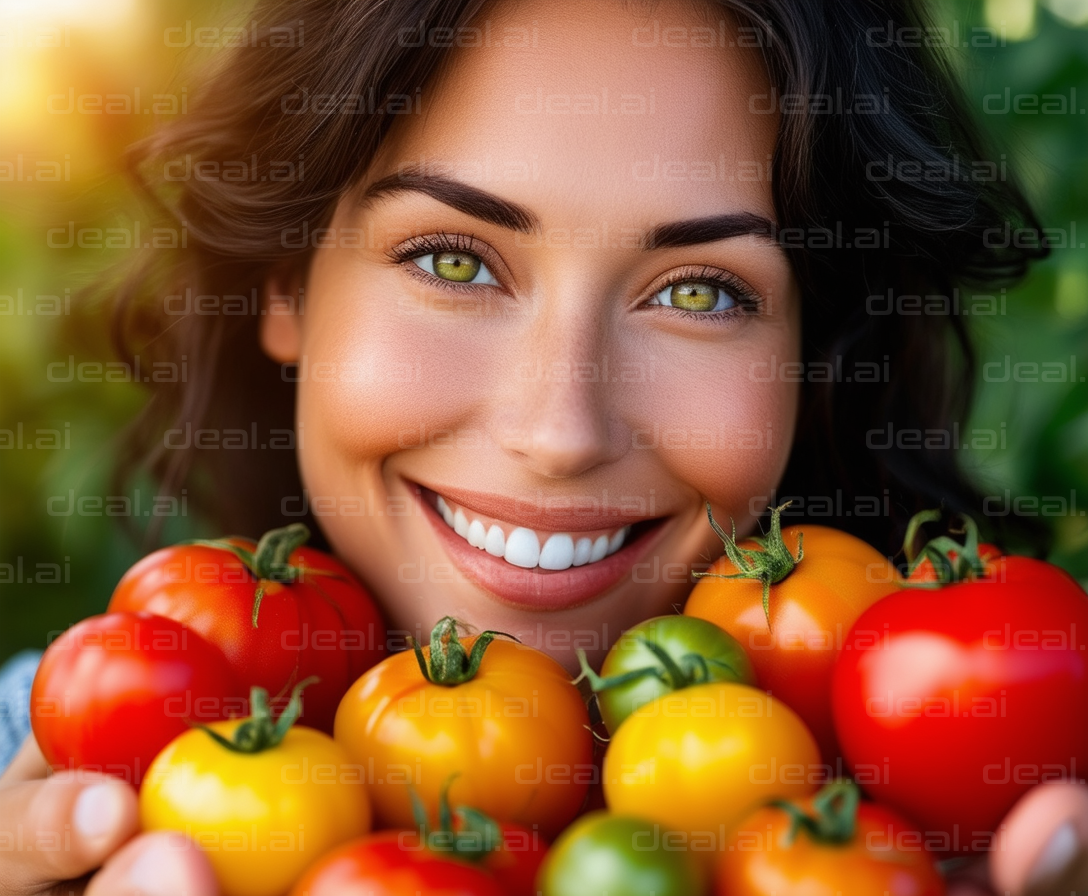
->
xmin=716 ymin=780 xmax=945 ymax=896
xmin=578 ymin=615 xmax=756 ymax=735
xmin=537 ymin=811 xmax=707 ymax=896
xmin=289 ymin=831 xmax=504 ymax=896
xmin=110 ymin=522 xmax=386 ymax=732
xmin=832 ymin=513 xmax=1088 ymax=849
xmin=334 ymin=616 xmax=593 ymax=838
xmin=602 ymin=681 xmax=820 ymax=839
xmin=30 ymin=612 xmax=243 ymax=786
xmin=141 ymin=681 xmax=370 ymax=896
xmin=684 ymin=502 xmax=899 ymax=760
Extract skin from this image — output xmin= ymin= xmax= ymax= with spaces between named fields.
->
xmin=0 ymin=1 xmax=1082 ymax=894
xmin=261 ymin=0 xmax=799 ymax=674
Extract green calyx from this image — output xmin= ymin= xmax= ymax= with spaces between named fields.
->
xmin=574 ymin=639 xmax=740 ymax=696
xmin=769 ymin=778 xmax=859 ymax=847
xmin=408 ymin=616 xmax=518 ymax=687
xmin=692 ymin=501 xmax=803 ymax=629
xmin=408 ymin=775 xmax=503 ymax=863
xmin=195 ymin=677 xmax=318 ymax=754
xmin=185 ymin=523 xmax=338 ymax=627
xmin=902 ymin=509 xmax=987 ymax=586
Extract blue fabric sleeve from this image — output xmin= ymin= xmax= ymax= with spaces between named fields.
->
xmin=0 ymin=650 xmax=41 ymax=774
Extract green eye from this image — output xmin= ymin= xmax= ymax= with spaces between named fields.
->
xmin=670 ymin=282 xmax=717 ymax=311
xmin=652 ymin=280 xmax=734 ymax=313
xmin=434 ymin=251 xmax=480 ymax=282
xmin=412 ymin=250 xmax=498 ymax=285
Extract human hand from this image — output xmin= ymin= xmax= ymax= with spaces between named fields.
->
xmin=0 ymin=734 xmax=218 ymax=896
xmin=946 ymin=781 xmax=1088 ymax=896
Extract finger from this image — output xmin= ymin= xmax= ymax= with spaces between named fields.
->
xmin=0 ymin=735 xmax=49 ymax=786
xmin=990 ymin=780 xmax=1088 ymax=896
xmin=84 ymin=831 xmax=217 ymax=896
xmin=0 ymin=770 xmax=138 ymax=893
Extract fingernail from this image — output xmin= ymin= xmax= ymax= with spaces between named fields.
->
xmin=73 ymin=782 xmax=127 ymax=843
xmin=1025 ymin=820 xmax=1088 ymax=893
xmin=127 ymin=833 xmax=212 ymax=896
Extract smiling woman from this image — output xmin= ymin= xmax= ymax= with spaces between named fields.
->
xmin=0 ymin=0 xmax=1073 ymax=894
xmin=105 ymin=0 xmax=1049 ymax=612
xmin=103 ymin=0 xmax=1047 ymax=671
xmin=246 ymin=0 xmax=803 ymax=656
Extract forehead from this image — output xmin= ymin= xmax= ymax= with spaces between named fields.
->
xmin=371 ymin=0 xmax=779 ymax=224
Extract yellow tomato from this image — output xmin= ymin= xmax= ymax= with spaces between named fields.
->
xmin=334 ymin=619 xmax=593 ymax=839
xmin=603 ymin=681 xmax=820 ymax=842
xmin=140 ymin=717 xmax=370 ymax=896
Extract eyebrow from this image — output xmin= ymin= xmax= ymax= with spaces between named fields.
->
xmin=359 ymin=167 xmax=778 ymax=250
xmin=360 ymin=168 xmax=539 ymax=234
xmin=643 ymin=212 xmax=778 ymax=250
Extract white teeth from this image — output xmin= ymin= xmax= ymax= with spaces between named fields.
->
xmin=433 ymin=492 xmax=636 ymax=570
xmin=453 ymin=508 xmax=470 ymax=538
xmin=572 ymin=537 xmax=593 ymax=566
xmin=467 ymin=519 xmax=487 ymax=549
xmin=539 ymin=533 xmax=575 ymax=570
xmin=484 ymin=524 xmax=506 ymax=557
xmin=589 ymin=535 xmax=610 ymax=563
xmin=504 ymin=527 xmax=541 ymax=568
xmin=607 ymin=525 xmax=630 ymax=555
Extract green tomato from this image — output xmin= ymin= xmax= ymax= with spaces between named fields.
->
xmin=536 ymin=812 xmax=706 ymax=896
xmin=586 ymin=615 xmax=756 ymax=734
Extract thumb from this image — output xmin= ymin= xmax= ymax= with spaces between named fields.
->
xmin=990 ymin=780 xmax=1088 ymax=896
xmin=0 ymin=771 xmax=138 ymax=894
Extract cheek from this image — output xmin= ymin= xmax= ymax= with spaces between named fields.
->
xmin=631 ymin=328 xmax=799 ymax=517
xmin=295 ymin=259 xmax=487 ymax=464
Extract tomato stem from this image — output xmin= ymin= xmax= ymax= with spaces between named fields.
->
xmin=769 ymin=779 xmax=859 ymax=847
xmin=194 ymin=677 xmax=319 ymax=753
xmin=574 ymin=642 xmax=740 ymax=697
xmin=902 ymin=509 xmax=988 ymax=585
xmin=409 ymin=617 xmax=519 ymax=686
xmin=183 ymin=523 xmax=343 ymax=628
xmin=407 ymin=774 xmax=503 ymax=862
xmin=692 ymin=502 xmax=803 ymax=630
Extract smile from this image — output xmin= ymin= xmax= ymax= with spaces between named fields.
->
xmin=407 ymin=479 xmax=672 ymax=611
xmin=435 ymin=491 xmax=631 ymax=571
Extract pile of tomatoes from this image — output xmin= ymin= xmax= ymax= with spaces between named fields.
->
xmin=29 ymin=509 xmax=1088 ymax=895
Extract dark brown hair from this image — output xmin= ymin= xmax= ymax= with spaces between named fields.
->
xmin=108 ymin=0 xmax=1050 ymax=558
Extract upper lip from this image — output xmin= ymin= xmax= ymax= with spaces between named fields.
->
xmin=409 ymin=479 xmax=663 ymax=532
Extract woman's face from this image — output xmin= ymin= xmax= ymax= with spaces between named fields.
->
xmin=261 ymin=0 xmax=801 ymax=671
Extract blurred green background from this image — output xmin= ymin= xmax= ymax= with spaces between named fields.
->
xmin=1 ymin=0 xmax=1086 ymax=663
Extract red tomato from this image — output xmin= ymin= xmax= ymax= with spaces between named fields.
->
xmin=289 ymin=831 xmax=504 ymax=896
xmin=833 ymin=543 xmax=1088 ymax=850
xmin=471 ymin=820 xmax=547 ymax=896
xmin=109 ymin=523 xmax=385 ymax=732
xmin=30 ymin=612 xmax=243 ymax=786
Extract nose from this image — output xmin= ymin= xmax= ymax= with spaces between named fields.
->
xmin=493 ymin=303 xmax=628 ymax=479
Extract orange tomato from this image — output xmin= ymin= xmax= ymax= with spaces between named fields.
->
xmin=334 ymin=617 xmax=593 ymax=839
xmin=683 ymin=504 xmax=899 ymax=761
xmin=716 ymin=780 xmax=945 ymax=896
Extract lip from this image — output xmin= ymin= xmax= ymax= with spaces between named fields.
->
xmin=407 ymin=479 xmax=672 ymax=611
